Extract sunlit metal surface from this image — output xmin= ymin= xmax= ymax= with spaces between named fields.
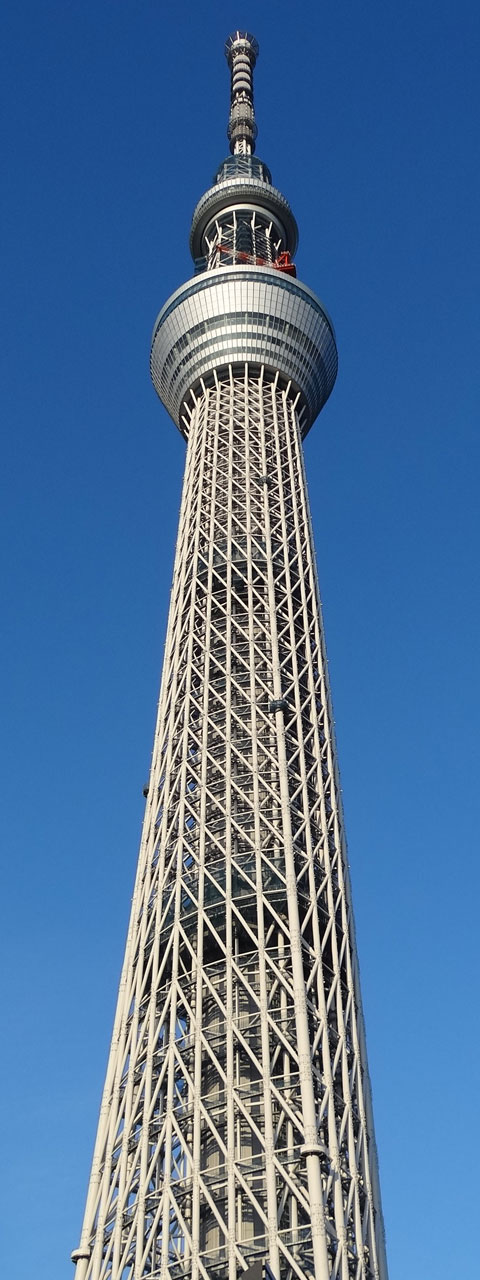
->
xmin=73 ymin=30 xmax=388 ymax=1280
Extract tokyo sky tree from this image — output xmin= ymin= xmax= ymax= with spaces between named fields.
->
xmin=72 ymin=32 xmax=388 ymax=1280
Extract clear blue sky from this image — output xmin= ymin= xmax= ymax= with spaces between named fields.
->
xmin=1 ymin=2 xmax=479 ymax=1277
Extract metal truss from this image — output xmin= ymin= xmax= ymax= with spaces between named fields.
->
xmin=73 ymin=368 xmax=388 ymax=1280
xmin=204 ymin=209 xmax=280 ymax=270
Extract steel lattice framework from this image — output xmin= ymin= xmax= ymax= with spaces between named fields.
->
xmin=72 ymin=32 xmax=388 ymax=1280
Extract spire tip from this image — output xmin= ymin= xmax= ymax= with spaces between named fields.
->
xmin=225 ymin=31 xmax=259 ymax=156
xmin=224 ymin=31 xmax=259 ymax=65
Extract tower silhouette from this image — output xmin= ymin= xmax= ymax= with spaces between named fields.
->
xmin=72 ymin=32 xmax=388 ymax=1280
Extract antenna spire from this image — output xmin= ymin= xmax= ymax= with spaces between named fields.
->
xmin=225 ymin=30 xmax=259 ymax=155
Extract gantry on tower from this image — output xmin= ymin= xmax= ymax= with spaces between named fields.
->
xmin=72 ymin=32 xmax=388 ymax=1280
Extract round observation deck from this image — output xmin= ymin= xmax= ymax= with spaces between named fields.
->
xmin=190 ymin=170 xmax=298 ymax=263
xmin=150 ymin=266 xmax=337 ymax=439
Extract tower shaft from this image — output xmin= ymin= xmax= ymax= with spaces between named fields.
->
xmin=73 ymin=32 xmax=388 ymax=1280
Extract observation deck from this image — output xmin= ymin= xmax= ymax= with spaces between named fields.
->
xmin=151 ymin=266 xmax=337 ymax=438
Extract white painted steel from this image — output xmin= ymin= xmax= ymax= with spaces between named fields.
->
xmin=73 ymin=27 xmax=389 ymax=1280
xmin=73 ymin=367 xmax=388 ymax=1280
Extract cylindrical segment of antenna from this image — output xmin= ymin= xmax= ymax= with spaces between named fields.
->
xmin=225 ymin=30 xmax=259 ymax=155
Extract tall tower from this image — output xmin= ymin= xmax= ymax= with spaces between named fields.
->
xmin=72 ymin=32 xmax=388 ymax=1280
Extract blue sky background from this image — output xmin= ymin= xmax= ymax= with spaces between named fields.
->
xmin=1 ymin=2 xmax=479 ymax=1277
